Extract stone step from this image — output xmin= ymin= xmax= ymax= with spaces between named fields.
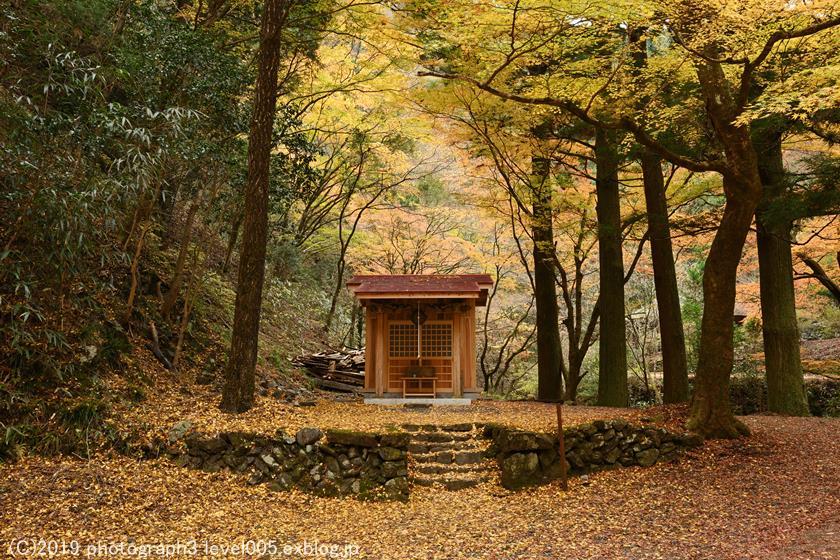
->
xmin=412 ymin=450 xmax=488 ymax=465
xmin=402 ymin=424 xmax=441 ymax=433
xmin=411 ymin=475 xmax=491 ymax=491
xmin=402 ymin=423 xmax=479 ymax=433
xmin=413 ymin=463 xmax=495 ymax=476
xmin=411 ymin=431 xmax=474 ymax=443
xmin=408 ymin=440 xmax=483 ymax=454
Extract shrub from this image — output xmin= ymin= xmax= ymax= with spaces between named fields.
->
xmin=628 ymin=379 xmax=659 ymax=408
xmin=728 ymin=374 xmax=768 ymax=415
xmin=807 ymin=378 xmax=840 ymax=417
xmin=727 ymin=375 xmax=840 ymax=417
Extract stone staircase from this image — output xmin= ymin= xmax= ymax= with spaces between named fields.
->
xmin=403 ymin=423 xmax=496 ymax=490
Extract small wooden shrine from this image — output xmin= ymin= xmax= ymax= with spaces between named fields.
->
xmin=346 ymin=274 xmax=493 ymax=399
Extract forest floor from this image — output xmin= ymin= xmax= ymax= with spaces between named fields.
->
xmin=2 ymin=388 xmax=838 ymax=558
xmin=105 ymin=345 xmax=686 ymax=443
xmin=1 ymin=344 xmax=838 ymax=559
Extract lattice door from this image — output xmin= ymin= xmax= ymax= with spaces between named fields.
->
xmin=387 ymin=320 xmax=453 ymax=392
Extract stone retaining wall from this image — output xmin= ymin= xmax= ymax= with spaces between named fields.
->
xmin=483 ymin=420 xmax=704 ymax=490
xmin=162 ymin=418 xmax=704 ymax=497
xmin=174 ymin=427 xmax=410 ymax=501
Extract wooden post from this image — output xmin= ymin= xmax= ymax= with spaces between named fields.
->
xmin=464 ymin=301 xmax=476 ymax=392
xmin=556 ymin=402 xmax=568 ymax=490
xmin=364 ymin=306 xmax=374 ymax=391
xmin=452 ymin=312 xmax=462 ymax=397
xmin=375 ymin=308 xmax=386 ymax=396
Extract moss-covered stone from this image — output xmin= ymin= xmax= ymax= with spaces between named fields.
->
xmin=635 ymin=448 xmax=660 ymax=467
xmin=378 ymin=447 xmax=405 ymax=461
xmin=325 ymin=429 xmax=379 ymax=448
xmin=380 ymin=432 xmax=410 ymax=448
xmin=172 ymin=426 xmax=408 ymax=500
xmin=496 ymin=429 xmax=555 ymax=453
xmin=487 ymin=420 xmax=701 ymax=490
xmin=500 ymin=452 xmax=541 ymax=489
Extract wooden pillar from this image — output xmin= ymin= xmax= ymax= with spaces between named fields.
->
xmin=464 ymin=301 xmax=477 ymax=392
xmin=364 ymin=305 xmax=375 ymax=391
xmin=452 ymin=306 xmax=462 ymax=397
xmin=374 ymin=306 xmax=386 ymax=396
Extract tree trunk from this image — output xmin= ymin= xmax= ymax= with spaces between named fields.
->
xmin=173 ymin=249 xmax=200 ymax=370
xmin=356 ymin=303 xmax=364 ymax=346
xmin=220 ymin=0 xmax=286 ymax=413
xmin=531 ymin=155 xmax=563 ymax=401
xmin=123 ymin=222 xmax=151 ymax=325
xmin=688 ymin=173 xmax=757 ymax=437
xmin=563 ymin=358 xmax=584 ymax=402
xmin=161 ymin=196 xmax=200 ymax=318
xmin=222 ymin=212 xmax=242 ymax=274
xmin=325 ymin=258 xmax=345 ymax=333
xmin=799 ymin=256 xmax=840 ymax=305
xmin=640 ymin=151 xmax=689 ymax=403
xmin=159 ymin=179 xmax=181 ymax=251
xmin=347 ymin=302 xmax=358 ymax=347
xmin=754 ymin=129 xmax=809 ymax=416
xmin=112 ymin=0 xmax=134 ymax=36
xmin=595 ymin=129 xmax=628 ymax=407
xmin=686 ymin=57 xmax=759 ymax=438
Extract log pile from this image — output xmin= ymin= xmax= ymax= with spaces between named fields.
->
xmin=293 ymin=349 xmax=365 ymax=392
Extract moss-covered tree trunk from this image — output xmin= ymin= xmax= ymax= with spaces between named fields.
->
xmin=220 ymin=0 xmax=286 ymax=413
xmin=754 ymin=128 xmax=809 ymax=416
xmin=688 ymin=175 xmax=756 ymax=437
xmin=687 ymin=58 xmax=758 ymax=438
xmin=640 ymin=151 xmax=689 ymax=403
xmin=595 ymin=129 xmax=628 ymax=407
xmin=531 ymin=155 xmax=563 ymax=402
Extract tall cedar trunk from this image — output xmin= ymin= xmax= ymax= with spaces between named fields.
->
xmin=220 ymin=0 xmax=285 ymax=413
xmin=640 ymin=151 xmax=689 ymax=403
xmin=688 ymin=59 xmax=759 ymax=437
xmin=754 ymin=129 xmax=809 ymax=415
xmin=531 ymin=156 xmax=563 ymax=401
xmin=594 ymin=129 xmax=628 ymax=406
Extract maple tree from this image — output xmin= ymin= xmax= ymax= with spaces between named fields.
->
xmin=408 ymin=0 xmax=840 ymax=437
xmin=2 ymin=1 xmax=840 ymax=558
xmin=2 ymin=0 xmax=839 ymax=457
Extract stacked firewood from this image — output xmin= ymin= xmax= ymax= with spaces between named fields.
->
xmin=293 ymin=349 xmax=365 ymax=392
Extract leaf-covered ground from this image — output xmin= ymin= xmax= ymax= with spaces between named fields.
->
xmin=106 ymin=352 xmax=677 ymax=441
xmin=2 ymin=414 xmax=837 ymax=559
xmin=113 ymin=387 xmax=664 ymax=438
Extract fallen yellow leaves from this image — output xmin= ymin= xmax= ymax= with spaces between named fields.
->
xmin=1 ymin=416 xmax=838 ymax=559
xmin=108 ymin=351 xmax=663 ymax=443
